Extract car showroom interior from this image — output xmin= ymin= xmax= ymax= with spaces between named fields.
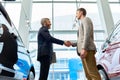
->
xmin=0 ymin=0 xmax=120 ymax=80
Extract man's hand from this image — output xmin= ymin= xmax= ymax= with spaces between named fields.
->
xmin=80 ymin=49 xmax=87 ymax=59
xmin=71 ymin=42 xmax=77 ymax=47
xmin=64 ymin=41 xmax=72 ymax=47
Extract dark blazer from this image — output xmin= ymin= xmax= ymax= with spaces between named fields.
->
xmin=37 ymin=26 xmax=64 ymax=61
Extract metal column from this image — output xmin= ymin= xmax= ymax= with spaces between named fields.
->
xmin=97 ymin=0 xmax=114 ymax=37
xmin=18 ymin=0 xmax=32 ymax=48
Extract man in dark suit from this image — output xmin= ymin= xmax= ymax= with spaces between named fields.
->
xmin=37 ymin=18 xmax=71 ymax=80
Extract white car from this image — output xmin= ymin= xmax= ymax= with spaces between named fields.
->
xmin=97 ymin=20 xmax=120 ymax=80
xmin=0 ymin=2 xmax=35 ymax=80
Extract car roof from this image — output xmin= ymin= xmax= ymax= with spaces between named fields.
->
xmin=0 ymin=2 xmax=12 ymax=26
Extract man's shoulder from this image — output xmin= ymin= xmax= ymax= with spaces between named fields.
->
xmin=40 ymin=26 xmax=48 ymax=31
xmin=82 ymin=17 xmax=92 ymax=23
xmin=84 ymin=17 xmax=91 ymax=21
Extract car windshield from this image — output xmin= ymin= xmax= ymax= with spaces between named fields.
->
xmin=11 ymin=23 xmax=25 ymax=47
xmin=109 ymin=20 xmax=120 ymax=43
xmin=0 ymin=2 xmax=25 ymax=47
xmin=101 ymin=20 xmax=120 ymax=50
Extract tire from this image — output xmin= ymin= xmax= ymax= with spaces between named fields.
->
xmin=99 ymin=69 xmax=109 ymax=80
xmin=27 ymin=71 xmax=35 ymax=80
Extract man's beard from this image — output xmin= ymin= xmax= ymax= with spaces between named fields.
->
xmin=47 ymin=24 xmax=50 ymax=29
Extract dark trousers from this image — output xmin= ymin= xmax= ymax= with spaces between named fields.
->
xmin=39 ymin=55 xmax=51 ymax=80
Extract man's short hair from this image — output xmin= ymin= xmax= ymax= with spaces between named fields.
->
xmin=41 ymin=18 xmax=49 ymax=26
xmin=77 ymin=8 xmax=87 ymax=16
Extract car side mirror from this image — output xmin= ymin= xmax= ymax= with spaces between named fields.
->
xmin=102 ymin=49 xmax=106 ymax=53
xmin=106 ymin=40 xmax=110 ymax=44
xmin=27 ymin=50 xmax=30 ymax=54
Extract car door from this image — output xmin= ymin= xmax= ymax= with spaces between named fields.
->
xmin=12 ymin=37 xmax=32 ymax=79
xmin=104 ymin=24 xmax=120 ymax=74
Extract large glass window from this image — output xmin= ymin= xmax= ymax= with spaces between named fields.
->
xmin=4 ymin=3 xmax=21 ymax=29
xmin=30 ymin=1 xmax=105 ymax=80
xmin=2 ymin=1 xmax=120 ymax=79
xmin=110 ymin=4 xmax=120 ymax=24
xmin=31 ymin=3 xmax=52 ymax=30
xmin=54 ymin=3 xmax=102 ymax=30
xmin=80 ymin=0 xmax=96 ymax=1
xmin=54 ymin=3 xmax=76 ymax=30
xmin=109 ymin=0 xmax=119 ymax=2
xmin=33 ymin=0 xmax=52 ymax=1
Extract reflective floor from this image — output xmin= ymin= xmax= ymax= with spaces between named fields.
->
xmin=35 ymin=72 xmax=39 ymax=80
xmin=35 ymin=71 xmax=120 ymax=80
xmin=35 ymin=71 xmax=86 ymax=80
xmin=111 ymin=77 xmax=120 ymax=80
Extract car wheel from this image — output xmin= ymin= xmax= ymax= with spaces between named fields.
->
xmin=99 ymin=69 xmax=109 ymax=80
xmin=27 ymin=71 xmax=35 ymax=80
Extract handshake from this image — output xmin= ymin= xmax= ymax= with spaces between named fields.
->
xmin=64 ymin=41 xmax=76 ymax=47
